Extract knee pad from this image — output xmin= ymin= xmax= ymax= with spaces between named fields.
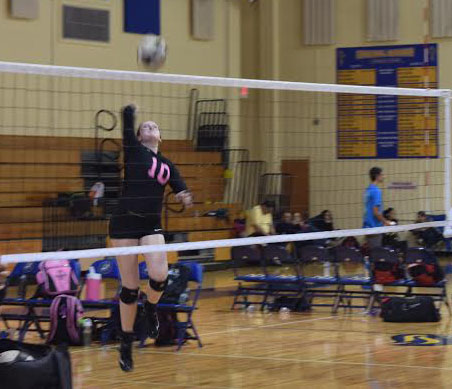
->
xmin=119 ymin=287 xmax=139 ymax=304
xmin=148 ymin=277 xmax=168 ymax=292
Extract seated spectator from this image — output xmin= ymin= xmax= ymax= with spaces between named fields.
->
xmin=382 ymin=208 xmax=407 ymax=253
xmin=383 ymin=207 xmax=398 ymax=224
xmin=412 ymin=211 xmax=443 ymax=249
xmin=310 ymin=210 xmax=334 ymax=232
xmin=341 ymin=235 xmax=360 ymax=249
xmin=293 ymin=211 xmax=312 ymax=233
xmin=292 ymin=211 xmax=323 ymax=253
xmin=245 ymin=200 xmax=275 ymax=237
xmin=275 ymin=212 xmax=296 ymax=234
xmin=246 ymin=201 xmax=284 ymax=265
xmin=307 ymin=210 xmax=336 ymax=247
xmin=383 ymin=208 xmax=398 ymax=243
xmin=233 ymin=211 xmax=246 ymax=238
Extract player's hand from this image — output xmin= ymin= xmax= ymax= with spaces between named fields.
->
xmin=383 ymin=219 xmax=393 ymax=226
xmin=124 ymin=104 xmax=138 ymax=114
xmin=176 ymin=190 xmax=193 ymax=208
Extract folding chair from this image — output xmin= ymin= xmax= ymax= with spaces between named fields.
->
xmin=1 ymin=260 xmax=81 ymax=342
xmin=367 ymin=247 xmax=407 ymax=311
xmin=1 ymin=262 xmax=42 ymax=340
xmin=333 ymin=246 xmax=372 ymax=313
xmin=427 ymin=214 xmax=452 ymax=252
xmin=230 ymin=245 xmax=268 ymax=310
xmin=90 ymin=257 xmax=121 ymax=282
xmin=85 ymin=258 xmax=152 ymax=346
xmin=298 ymin=245 xmax=340 ymax=307
xmin=84 ymin=257 xmax=121 ymax=309
xmin=260 ymin=245 xmax=303 ymax=310
xmin=173 ymin=261 xmax=203 ymax=350
xmin=404 ymin=247 xmax=450 ymax=313
xmin=141 ymin=261 xmax=203 ymax=351
xmin=4 ymin=262 xmax=41 ymax=298
xmin=84 ymin=257 xmax=122 ymax=344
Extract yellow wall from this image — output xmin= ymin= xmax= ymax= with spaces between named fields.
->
xmin=277 ymin=0 xmax=452 ymax=86
xmin=0 ymin=0 xmax=242 ymax=143
xmin=0 ymin=0 xmax=52 ymax=63
xmin=0 ymin=0 xmax=241 ymax=77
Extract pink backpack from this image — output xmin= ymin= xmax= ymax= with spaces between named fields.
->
xmin=36 ymin=260 xmax=79 ymax=296
xmin=47 ymin=295 xmax=83 ymax=345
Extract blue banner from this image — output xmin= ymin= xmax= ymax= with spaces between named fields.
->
xmin=124 ymin=0 xmax=160 ymax=35
xmin=337 ymin=44 xmax=438 ymax=159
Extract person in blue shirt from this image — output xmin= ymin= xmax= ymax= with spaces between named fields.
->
xmin=363 ymin=167 xmax=390 ymax=248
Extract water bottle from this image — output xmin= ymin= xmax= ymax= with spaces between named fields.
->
xmin=364 ymin=257 xmax=371 ymax=278
xmin=323 ymin=261 xmax=331 ymax=277
xmin=86 ymin=267 xmax=102 ymax=300
xmin=82 ymin=318 xmax=92 ymax=346
xmin=18 ymin=274 xmax=27 ymax=298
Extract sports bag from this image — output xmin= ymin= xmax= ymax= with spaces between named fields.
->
xmin=0 ymin=338 xmax=72 ymax=389
xmin=381 ymin=296 xmax=440 ymax=322
xmin=36 ymin=260 xmax=79 ymax=297
xmin=47 ymin=295 xmax=84 ymax=345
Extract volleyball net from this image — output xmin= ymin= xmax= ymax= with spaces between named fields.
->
xmin=0 ymin=60 xmax=450 ymax=265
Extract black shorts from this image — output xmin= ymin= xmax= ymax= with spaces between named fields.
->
xmin=109 ymin=212 xmax=163 ymax=239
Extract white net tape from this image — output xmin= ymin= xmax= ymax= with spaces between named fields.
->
xmin=0 ymin=61 xmax=447 ymax=96
xmin=0 ymin=221 xmax=446 ymax=264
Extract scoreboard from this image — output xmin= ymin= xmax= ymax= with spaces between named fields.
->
xmin=337 ymin=44 xmax=438 ymax=159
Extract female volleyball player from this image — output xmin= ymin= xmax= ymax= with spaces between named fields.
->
xmin=109 ymin=104 xmax=192 ymax=372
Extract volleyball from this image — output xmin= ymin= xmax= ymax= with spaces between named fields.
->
xmin=137 ymin=34 xmax=167 ymax=69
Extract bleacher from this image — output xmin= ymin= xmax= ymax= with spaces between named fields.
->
xmin=0 ymin=135 xmax=241 ymax=261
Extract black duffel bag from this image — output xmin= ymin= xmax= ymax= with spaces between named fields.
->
xmin=0 ymin=339 xmax=72 ymax=389
xmin=271 ymin=295 xmax=311 ymax=312
xmin=381 ymin=296 xmax=440 ymax=323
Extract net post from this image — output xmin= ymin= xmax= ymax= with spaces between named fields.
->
xmin=443 ymin=91 xmax=452 ymax=237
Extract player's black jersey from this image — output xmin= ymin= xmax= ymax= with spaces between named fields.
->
xmin=116 ymin=105 xmax=187 ymax=217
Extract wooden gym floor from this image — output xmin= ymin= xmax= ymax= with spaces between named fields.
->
xmin=65 ymin=269 xmax=452 ymax=389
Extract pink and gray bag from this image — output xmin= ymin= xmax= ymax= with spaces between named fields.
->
xmin=47 ymin=294 xmax=84 ymax=345
xmin=36 ymin=260 xmax=79 ymax=296
xmin=36 ymin=260 xmax=83 ymax=345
